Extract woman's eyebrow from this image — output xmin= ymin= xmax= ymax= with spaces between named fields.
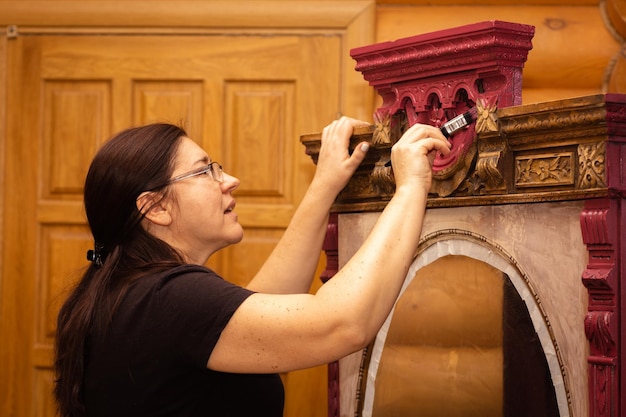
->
xmin=191 ymin=155 xmax=210 ymax=167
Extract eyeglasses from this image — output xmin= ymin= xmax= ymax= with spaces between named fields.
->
xmin=146 ymin=162 xmax=224 ymax=192
xmin=167 ymin=161 xmax=224 ymax=185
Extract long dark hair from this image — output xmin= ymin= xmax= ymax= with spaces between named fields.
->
xmin=54 ymin=123 xmax=188 ymax=417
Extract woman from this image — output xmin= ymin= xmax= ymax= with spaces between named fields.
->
xmin=54 ymin=117 xmax=450 ymax=416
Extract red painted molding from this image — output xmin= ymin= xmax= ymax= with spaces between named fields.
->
xmin=350 ymin=20 xmax=534 ymax=181
xmin=321 ymin=213 xmax=340 ymax=417
xmin=580 ymin=95 xmax=626 ymax=417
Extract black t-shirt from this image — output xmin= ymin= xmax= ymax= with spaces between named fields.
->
xmin=84 ymin=264 xmax=284 ymax=416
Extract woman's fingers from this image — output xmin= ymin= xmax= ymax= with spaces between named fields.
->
xmin=313 ymin=117 xmax=372 ymax=194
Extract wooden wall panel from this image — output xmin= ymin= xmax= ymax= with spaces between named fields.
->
xmin=42 ymin=81 xmax=110 ymax=198
xmin=218 ymin=228 xmax=286 ymax=287
xmin=0 ymin=25 xmax=374 ymax=417
xmin=38 ymin=225 xmax=92 ymax=345
xmin=33 ymin=369 xmax=56 ymax=417
xmin=0 ymin=3 xmax=376 ymax=417
xmin=0 ymin=1 xmax=376 ymax=121
xmin=132 ymin=80 xmax=204 ymax=140
xmin=224 ymin=81 xmax=295 ymax=203
xmin=35 ymin=228 xmax=90 ymax=417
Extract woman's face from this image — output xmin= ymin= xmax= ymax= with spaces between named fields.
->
xmin=165 ymin=136 xmax=242 ymax=264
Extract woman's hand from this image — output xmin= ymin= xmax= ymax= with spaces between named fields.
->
xmin=389 ymin=123 xmax=451 ymax=193
xmin=312 ymin=116 xmax=370 ymax=196
xmin=246 ymin=116 xmax=369 ymax=294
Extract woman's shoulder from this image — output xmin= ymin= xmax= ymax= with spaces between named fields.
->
xmin=140 ymin=264 xmax=225 ymax=289
xmin=126 ymin=264 xmax=223 ymax=294
xmin=158 ymin=263 xmax=220 ymax=280
xmin=151 ymin=264 xmax=254 ymax=316
xmin=151 ymin=264 xmax=251 ymax=297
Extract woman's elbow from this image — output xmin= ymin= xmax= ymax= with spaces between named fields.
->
xmin=331 ymin=320 xmax=372 ymax=358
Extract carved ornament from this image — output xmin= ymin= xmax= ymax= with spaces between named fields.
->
xmin=302 ymin=94 xmax=625 ymax=212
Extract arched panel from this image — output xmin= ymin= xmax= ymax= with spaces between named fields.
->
xmin=360 ymin=233 xmax=571 ymax=417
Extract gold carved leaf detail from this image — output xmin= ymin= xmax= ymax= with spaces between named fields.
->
xmin=578 ymin=142 xmax=606 ymax=189
xmin=515 ymin=153 xmax=574 ymax=187
xmin=475 ymin=98 xmax=499 ymax=134
xmin=372 ymin=111 xmax=392 ymax=145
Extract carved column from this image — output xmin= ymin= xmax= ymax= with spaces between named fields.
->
xmin=581 ymin=198 xmax=620 ymax=417
xmin=580 ymin=94 xmax=626 ymax=417
xmin=321 ymin=213 xmax=340 ymax=417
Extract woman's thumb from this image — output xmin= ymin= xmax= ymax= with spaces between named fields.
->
xmin=350 ymin=142 xmax=369 ymax=164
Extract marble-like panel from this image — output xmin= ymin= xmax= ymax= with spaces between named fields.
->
xmin=338 ymin=200 xmax=587 ymax=417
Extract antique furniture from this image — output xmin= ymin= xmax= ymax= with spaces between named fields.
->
xmin=302 ymin=21 xmax=626 ymax=417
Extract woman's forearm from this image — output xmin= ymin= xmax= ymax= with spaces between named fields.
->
xmin=247 ymin=119 xmax=371 ymax=294
xmin=246 ymin=180 xmax=335 ymax=293
xmin=313 ymin=184 xmax=428 ymax=343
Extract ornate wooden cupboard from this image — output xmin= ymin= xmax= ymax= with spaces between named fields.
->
xmin=302 ymin=21 xmax=626 ymax=417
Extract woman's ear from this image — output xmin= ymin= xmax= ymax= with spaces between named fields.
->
xmin=136 ymin=191 xmax=172 ymax=226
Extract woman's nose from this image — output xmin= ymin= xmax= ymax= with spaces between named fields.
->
xmin=221 ymin=172 xmax=240 ymax=192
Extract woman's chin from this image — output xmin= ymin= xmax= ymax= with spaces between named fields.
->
xmin=231 ymin=226 xmax=244 ymax=244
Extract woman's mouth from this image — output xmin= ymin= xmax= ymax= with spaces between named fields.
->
xmin=224 ymin=201 xmax=236 ymax=214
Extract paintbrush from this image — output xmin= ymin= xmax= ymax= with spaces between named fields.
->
xmin=384 ymin=106 xmax=478 ymax=167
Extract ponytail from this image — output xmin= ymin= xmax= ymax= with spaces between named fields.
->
xmin=54 ymin=123 xmax=187 ymax=416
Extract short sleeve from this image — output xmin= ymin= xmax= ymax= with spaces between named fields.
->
xmin=154 ymin=265 xmax=254 ymax=368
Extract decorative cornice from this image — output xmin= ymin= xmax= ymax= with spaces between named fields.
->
xmin=300 ymin=94 xmax=626 ymax=213
xmin=351 ymin=20 xmax=534 ymax=85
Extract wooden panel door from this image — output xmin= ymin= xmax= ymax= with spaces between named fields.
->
xmin=1 ymin=33 xmax=341 ymax=417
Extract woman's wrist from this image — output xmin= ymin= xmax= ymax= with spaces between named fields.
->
xmin=393 ymin=181 xmax=430 ymax=201
xmin=307 ymin=176 xmax=343 ymax=204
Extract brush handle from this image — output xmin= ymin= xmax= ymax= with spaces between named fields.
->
xmin=439 ymin=111 xmax=475 ymax=138
xmin=383 ymin=109 xmax=476 ymax=167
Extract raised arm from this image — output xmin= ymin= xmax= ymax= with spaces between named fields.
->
xmin=209 ymin=123 xmax=451 ymax=374
xmin=246 ymin=117 xmax=370 ymax=294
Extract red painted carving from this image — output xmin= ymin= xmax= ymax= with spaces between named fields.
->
xmin=606 ymin=94 xmax=626 ymax=199
xmin=581 ymin=199 xmax=620 ymax=417
xmin=351 ymin=20 xmax=534 ymax=175
xmin=580 ymin=94 xmax=626 ymax=417
xmin=321 ymin=213 xmax=340 ymax=417
xmin=327 ymin=361 xmax=340 ymax=417
xmin=321 ymin=213 xmax=339 ymax=284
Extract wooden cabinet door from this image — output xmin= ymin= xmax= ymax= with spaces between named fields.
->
xmin=1 ymin=33 xmax=341 ymax=417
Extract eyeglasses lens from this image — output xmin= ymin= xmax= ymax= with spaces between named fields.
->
xmin=210 ymin=162 xmax=224 ymax=183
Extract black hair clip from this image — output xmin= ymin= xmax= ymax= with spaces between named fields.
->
xmin=86 ymin=243 xmax=105 ymax=267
